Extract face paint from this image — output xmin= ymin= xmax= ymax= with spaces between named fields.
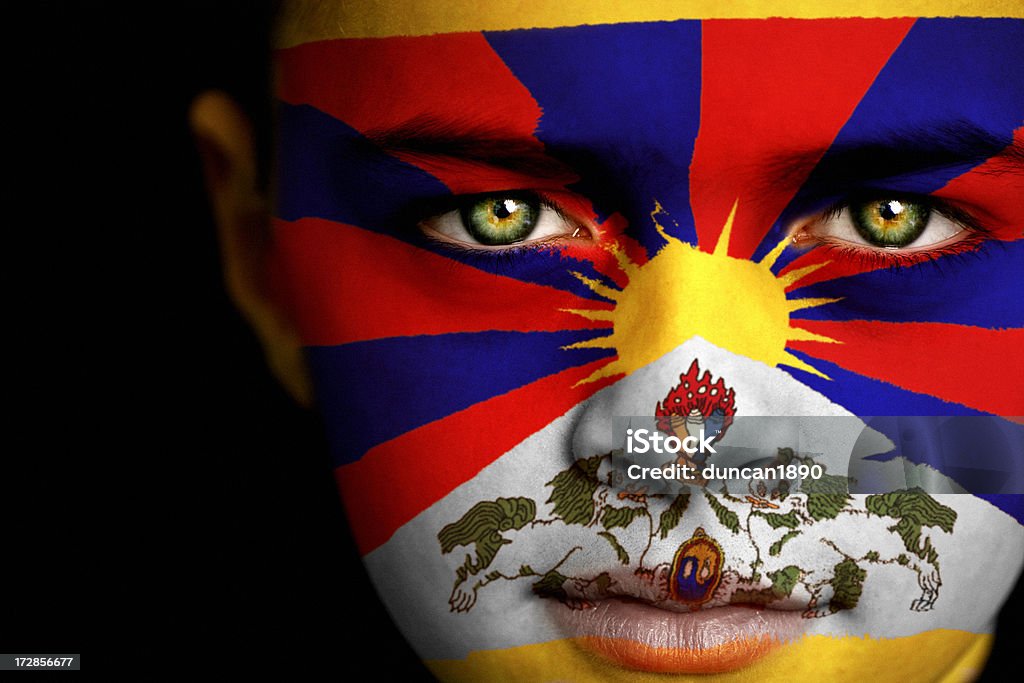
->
xmin=270 ymin=4 xmax=1024 ymax=681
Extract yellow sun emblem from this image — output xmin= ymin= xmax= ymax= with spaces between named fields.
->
xmin=564 ymin=201 xmax=839 ymax=384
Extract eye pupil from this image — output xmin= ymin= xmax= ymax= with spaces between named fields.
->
xmin=494 ymin=199 xmax=516 ymax=219
xmin=879 ymin=200 xmax=903 ymax=221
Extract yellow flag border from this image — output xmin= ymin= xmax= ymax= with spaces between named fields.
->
xmin=276 ymin=0 xmax=1023 ymax=46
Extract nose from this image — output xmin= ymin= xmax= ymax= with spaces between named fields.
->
xmin=568 ymin=332 xmax=879 ymax=548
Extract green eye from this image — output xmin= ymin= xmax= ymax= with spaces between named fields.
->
xmin=851 ymin=198 xmax=931 ymax=248
xmin=460 ymin=194 xmax=540 ymax=245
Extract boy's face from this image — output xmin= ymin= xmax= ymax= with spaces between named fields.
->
xmin=268 ymin=4 xmax=1024 ymax=681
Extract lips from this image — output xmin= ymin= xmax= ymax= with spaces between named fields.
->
xmin=551 ymin=598 xmax=807 ymax=674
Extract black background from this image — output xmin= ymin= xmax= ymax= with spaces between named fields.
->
xmin=8 ymin=2 xmax=1019 ymax=678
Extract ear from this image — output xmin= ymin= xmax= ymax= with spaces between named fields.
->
xmin=189 ymin=91 xmax=313 ymax=406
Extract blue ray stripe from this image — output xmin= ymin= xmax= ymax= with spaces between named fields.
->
xmin=784 ymin=350 xmax=984 ymax=417
xmin=307 ymin=330 xmax=614 ymax=466
xmin=276 ymin=100 xmax=621 ymax=301
xmin=975 ymin=495 xmax=1024 ymax=526
xmin=845 ymin=416 xmax=1024 ymax=523
xmin=485 ymin=20 xmax=702 ymax=256
xmin=854 ymin=416 xmax=1024 ymax=493
xmin=789 ymin=239 xmax=1024 ymax=327
xmin=783 ymin=351 xmax=1024 ymax=521
xmin=276 ymin=102 xmax=450 ymax=229
xmin=754 ymin=18 xmax=1024 ymax=268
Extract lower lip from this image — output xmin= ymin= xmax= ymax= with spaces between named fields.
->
xmin=552 ymin=599 xmax=806 ymax=674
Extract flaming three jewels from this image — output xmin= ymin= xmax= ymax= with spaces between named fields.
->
xmin=656 ymin=358 xmax=737 ymax=456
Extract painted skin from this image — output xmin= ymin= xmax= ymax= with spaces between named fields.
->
xmin=260 ymin=2 xmax=1024 ymax=681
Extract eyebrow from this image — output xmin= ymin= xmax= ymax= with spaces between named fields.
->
xmin=762 ymin=120 xmax=1024 ymax=192
xmin=365 ymin=115 xmax=578 ymax=182
xmin=367 ymin=116 xmax=1024 ymax=189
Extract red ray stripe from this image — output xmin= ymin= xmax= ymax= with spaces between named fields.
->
xmin=690 ymin=19 xmax=914 ymax=257
xmin=777 ymin=237 xmax=988 ymax=293
xmin=269 ymin=217 xmax=612 ymax=346
xmin=933 ymin=126 xmax=1024 ymax=241
xmin=779 ymin=126 xmax=1024 ymax=291
xmin=277 ymin=33 xmax=541 ymax=142
xmin=276 ymin=33 xmax=582 ymax=195
xmin=385 ymin=153 xmax=579 ymax=196
xmin=789 ymin=320 xmax=1024 ymax=415
xmin=336 ymin=359 xmax=619 ymax=554
xmin=779 ymin=247 xmax=878 ymax=292
xmin=774 ymin=236 xmax=991 ymax=292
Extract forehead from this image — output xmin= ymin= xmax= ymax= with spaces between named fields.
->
xmin=273 ymin=3 xmax=1024 ymax=177
xmin=274 ymin=12 xmax=1023 ymax=252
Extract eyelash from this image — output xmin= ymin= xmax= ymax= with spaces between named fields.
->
xmin=808 ymin=233 xmax=987 ymax=270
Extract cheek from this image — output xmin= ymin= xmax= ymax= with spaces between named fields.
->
xmin=919 ymin=499 xmax=1024 ymax=627
xmin=267 ymin=214 xmax=625 ymax=554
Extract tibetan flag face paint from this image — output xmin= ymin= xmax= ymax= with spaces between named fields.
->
xmin=270 ymin=4 xmax=1024 ymax=681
